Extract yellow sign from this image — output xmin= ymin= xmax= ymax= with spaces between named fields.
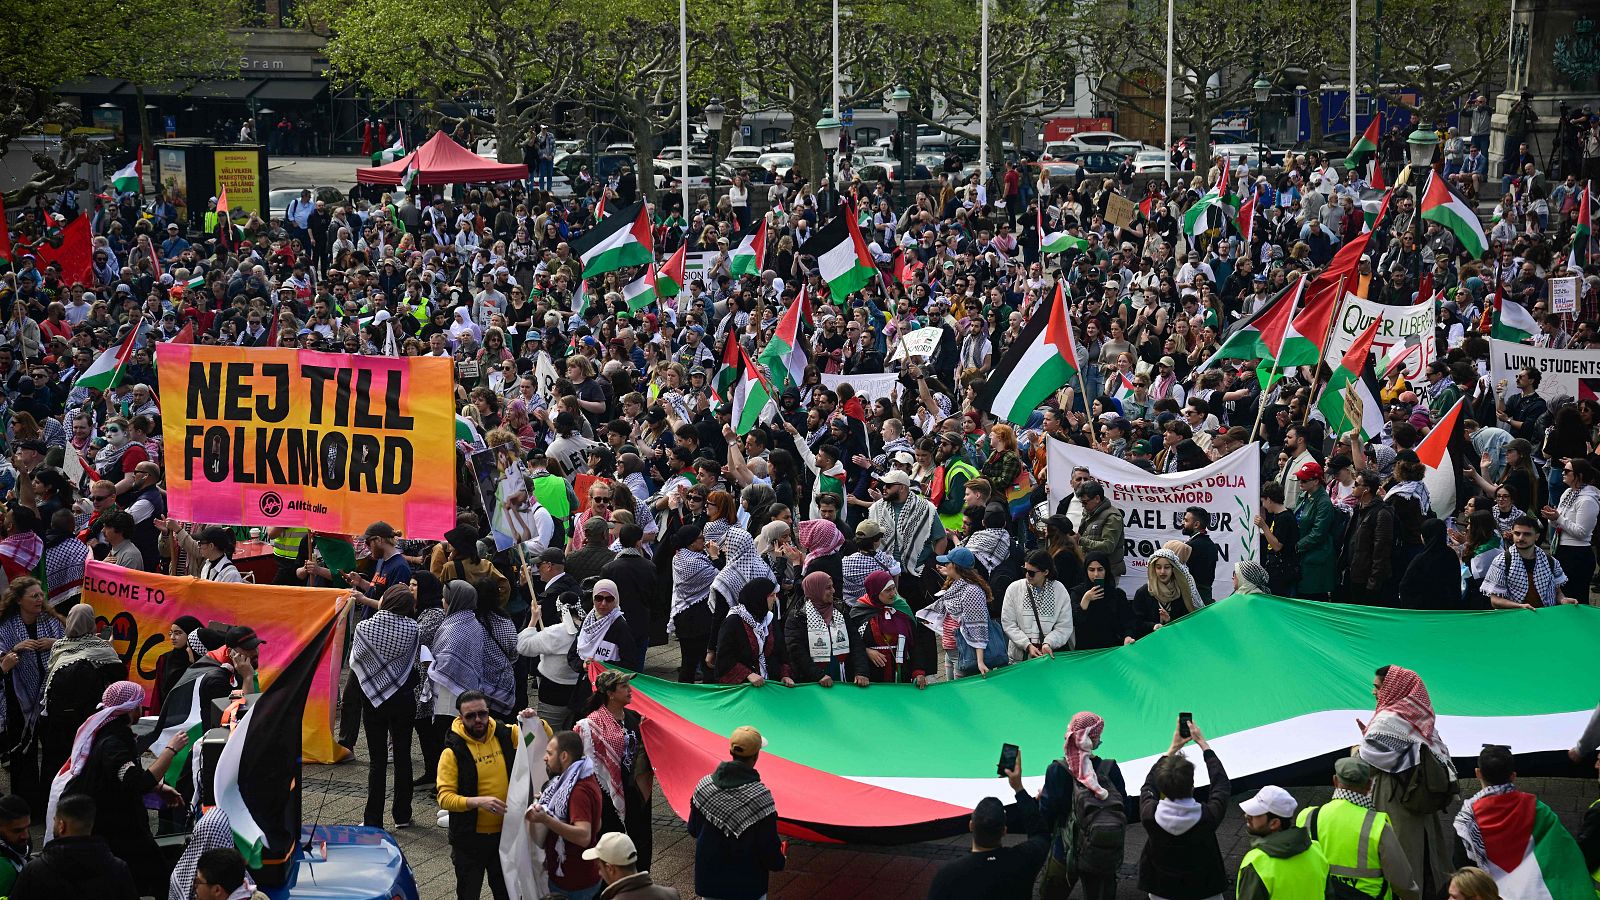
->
xmin=214 ymin=149 xmax=262 ymax=216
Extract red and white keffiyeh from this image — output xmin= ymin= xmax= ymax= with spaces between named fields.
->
xmin=1371 ymin=665 xmax=1451 ymax=760
xmin=1064 ymin=711 xmax=1108 ymax=800
xmin=45 ymin=680 xmax=146 ymax=841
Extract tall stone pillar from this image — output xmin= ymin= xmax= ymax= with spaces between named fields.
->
xmin=1489 ymin=2 xmax=1600 ymax=182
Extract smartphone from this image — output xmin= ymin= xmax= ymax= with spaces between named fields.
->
xmin=1178 ymin=712 xmax=1193 ymax=739
xmin=97 ymin=624 xmax=113 ymax=639
xmin=997 ymin=742 xmax=1020 ymax=776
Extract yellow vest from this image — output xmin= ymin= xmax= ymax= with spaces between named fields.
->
xmin=1240 ymin=834 xmax=1330 ymax=900
xmin=270 ymin=527 xmax=310 ymax=559
xmin=937 ymin=458 xmax=979 ymax=532
xmin=1297 ymin=798 xmax=1391 ymax=898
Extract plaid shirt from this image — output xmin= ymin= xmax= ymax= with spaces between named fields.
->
xmin=841 ymin=550 xmax=900 ymax=608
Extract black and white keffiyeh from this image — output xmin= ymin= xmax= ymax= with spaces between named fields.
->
xmin=872 ymin=497 xmax=936 ymax=575
xmin=841 ymin=550 xmax=899 ymax=605
xmin=0 ymin=613 xmax=66 ymax=734
xmin=167 ymin=806 xmax=236 ymax=900
xmin=691 ymin=770 xmax=777 ymax=838
xmin=480 ymin=610 xmax=517 ymax=715
xmin=576 ymin=608 xmax=623 ymax=662
xmin=1452 ymin=781 xmax=1516 ymax=868
xmin=711 ymin=527 xmax=773 ymax=609
xmin=1332 ymin=787 xmax=1374 ymax=809
xmin=1481 ymin=546 xmax=1567 ymax=607
xmin=964 ymin=528 xmax=1011 ymax=573
xmin=429 ymin=610 xmax=486 ymax=700
xmin=731 ymin=603 xmax=773 ymax=679
xmin=934 ymin=579 xmax=990 ymax=647
xmin=670 ymin=549 xmax=717 ymax=633
xmin=536 ymin=755 xmax=596 ymax=876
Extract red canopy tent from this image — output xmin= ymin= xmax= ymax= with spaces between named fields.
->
xmin=355 ymin=132 xmax=528 ymax=186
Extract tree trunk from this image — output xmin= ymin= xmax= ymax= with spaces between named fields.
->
xmin=629 ymin=109 xmax=657 ymax=208
xmin=1307 ymin=75 xmax=1324 ymax=148
xmin=1192 ymin=95 xmax=1214 ymax=180
xmin=135 ymin=85 xmax=153 ymax=171
xmin=494 ymin=97 xmax=523 ymax=164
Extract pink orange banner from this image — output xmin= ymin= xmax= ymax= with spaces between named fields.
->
xmin=80 ymin=558 xmax=352 ymax=764
xmin=155 ymin=345 xmax=456 ymax=540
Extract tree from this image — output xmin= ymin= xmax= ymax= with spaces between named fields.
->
xmin=301 ymin=0 xmax=585 ymax=162
xmin=896 ymin=0 xmax=1085 ymax=184
xmin=1078 ymin=0 xmax=1315 ymax=177
xmin=1365 ymin=0 xmax=1509 ymax=126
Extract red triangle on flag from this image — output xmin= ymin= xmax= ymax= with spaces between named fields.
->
xmin=1415 ymin=397 xmax=1464 ymax=468
xmin=1257 ymin=275 xmax=1306 ymax=357
xmin=1339 ymin=316 xmax=1383 ymax=374
xmin=1042 ymin=282 xmax=1080 ymax=371
xmin=32 ymin=215 xmax=94 ymax=285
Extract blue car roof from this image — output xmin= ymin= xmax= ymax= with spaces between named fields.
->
xmin=261 ymin=825 xmax=417 ymax=900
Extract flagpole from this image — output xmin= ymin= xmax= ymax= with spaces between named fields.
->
xmin=678 ymin=0 xmax=691 ymax=232
xmin=1163 ymin=0 xmax=1173 ymax=185
xmin=1349 ymin=0 xmax=1357 ymax=146
xmin=831 ymin=0 xmax=841 ymax=168
xmin=1247 ymin=358 xmax=1282 ymax=444
xmin=1302 ymin=275 xmax=1347 ymax=425
xmin=980 ymin=0 xmax=990 ymax=192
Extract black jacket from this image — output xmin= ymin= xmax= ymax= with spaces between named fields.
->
xmin=535 ymin=571 xmax=581 ymax=626
xmin=1342 ymin=499 xmax=1395 ymax=591
xmin=1137 ymin=749 xmax=1231 ymax=899
xmin=687 ymin=763 xmax=785 ymax=900
xmin=1069 ymin=581 xmax=1133 ymax=650
xmin=782 ymin=602 xmax=868 ymax=684
xmin=1185 ymin=532 xmax=1219 ymax=603
xmin=926 ymin=789 xmax=1048 ymax=900
xmin=601 ymin=551 xmax=657 ymax=656
xmin=9 ymin=835 xmax=136 ymax=900
xmin=66 ymin=719 xmax=158 ymax=847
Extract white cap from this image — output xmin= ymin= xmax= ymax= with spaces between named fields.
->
xmin=878 ymin=469 xmax=912 ymax=486
xmin=581 ymin=831 xmax=638 ymax=865
xmin=1239 ymin=785 xmax=1297 ymax=818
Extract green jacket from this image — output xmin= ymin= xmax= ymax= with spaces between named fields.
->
xmin=1078 ymin=502 xmax=1126 ymax=577
xmin=1294 ymin=486 xmax=1339 ymax=594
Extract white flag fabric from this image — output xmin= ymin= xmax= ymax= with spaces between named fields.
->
xmin=820 ymin=372 xmax=901 ymax=405
xmin=500 ymin=715 xmax=552 ymax=900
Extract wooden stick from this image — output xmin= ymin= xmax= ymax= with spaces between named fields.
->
xmin=1300 ymin=275 xmax=1346 ymax=425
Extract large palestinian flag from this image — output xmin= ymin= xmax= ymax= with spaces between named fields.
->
xmin=628 ymin=596 xmax=1600 ymax=840
xmin=215 ymin=614 xmax=338 ymax=867
xmin=570 ymin=201 xmax=653 ymax=278
xmin=976 ymin=281 xmax=1080 ymax=425
xmin=1421 ymin=170 xmax=1489 ymax=258
xmin=798 ymin=214 xmax=877 ymax=300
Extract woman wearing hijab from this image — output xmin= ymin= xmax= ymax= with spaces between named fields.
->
xmin=1038 ymin=711 xmax=1133 ymax=899
xmin=409 ymin=572 xmax=448 ymax=785
xmin=53 ymin=680 xmax=185 ymax=897
xmin=575 ymin=670 xmax=655 ymax=871
xmin=575 ymin=579 xmax=638 ymax=671
xmin=1356 ymin=665 xmax=1456 ymax=895
xmin=1129 ymin=546 xmax=1203 ymax=638
xmin=1399 ymin=519 xmax=1466 ymax=610
xmin=152 ymin=614 xmax=204 ymax=714
xmin=785 ymin=572 xmax=868 ymax=686
xmin=756 ymin=521 xmax=804 ymax=613
xmin=797 ymin=518 xmax=846 ymax=599
xmin=854 ymin=571 xmax=933 ymax=688
xmin=1001 ymin=549 xmax=1076 ymax=660
xmin=428 ymin=580 xmax=488 ymax=738
xmin=448 ymin=306 xmax=481 ymax=350
xmin=713 ymin=578 xmax=794 ymax=687
xmin=668 ymin=524 xmax=719 ymax=684
xmin=1071 ymin=552 xmax=1133 ymax=650
xmin=1231 ymin=560 xmax=1273 ymax=595
xmin=353 ymin=584 xmax=421 ymax=828
xmin=38 ymin=604 xmax=124 ymax=791
xmin=473 ymin=576 xmax=518 ymax=718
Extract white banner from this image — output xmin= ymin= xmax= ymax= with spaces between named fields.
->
xmin=1330 ymin=294 xmax=1436 ymax=381
xmin=889 ymin=325 xmax=943 ymax=362
xmin=1549 ymin=276 xmax=1579 ymax=315
xmin=1048 ymin=439 xmax=1261 ymax=603
xmin=820 ymin=371 xmax=901 ymax=404
xmin=1489 ymin=338 xmax=1600 ymax=404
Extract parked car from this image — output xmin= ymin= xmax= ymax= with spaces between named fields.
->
xmin=655 ymin=160 xmax=712 ymax=189
xmin=270 ymin=186 xmax=344 ymax=222
xmin=856 ymin=160 xmax=934 ymax=182
xmin=1107 ymin=140 xmax=1160 ymax=156
xmin=1048 ymin=150 xmax=1128 ymax=174
xmin=1044 ymin=131 xmax=1129 ymax=157
xmin=1132 ymin=149 xmax=1173 ymax=174
xmin=723 ymin=146 xmax=765 ymax=167
xmin=755 ymin=152 xmax=795 ymax=177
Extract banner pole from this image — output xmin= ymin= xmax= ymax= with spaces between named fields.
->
xmin=1301 ymin=275 xmax=1347 ymax=425
xmin=1248 ymin=358 xmax=1281 ymax=443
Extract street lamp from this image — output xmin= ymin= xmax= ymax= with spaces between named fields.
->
xmin=1406 ymin=122 xmax=1440 ymax=278
xmin=1252 ymin=78 xmax=1271 ymax=166
xmin=816 ymin=109 xmax=842 ymax=189
xmin=887 ymin=85 xmax=911 ymax=207
xmin=704 ymin=96 xmax=724 ymax=166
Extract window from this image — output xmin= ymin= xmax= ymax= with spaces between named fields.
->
xmin=854 ymin=126 xmax=881 ymax=145
xmin=760 ymin=127 xmax=784 ymax=146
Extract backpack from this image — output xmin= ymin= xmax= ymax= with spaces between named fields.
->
xmin=1068 ymin=758 xmax=1127 ymax=876
xmin=1399 ymin=745 xmax=1459 ymax=814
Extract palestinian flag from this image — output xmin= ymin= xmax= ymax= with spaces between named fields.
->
xmin=570 ymin=201 xmax=653 ymax=278
xmin=455 ymin=414 xmax=484 ymax=447
xmin=1491 ymin=290 xmax=1538 ymax=344
xmin=712 ymin=332 xmax=741 ymax=403
xmin=1360 ymin=189 xmax=1388 ymax=230
xmin=570 ymin=278 xmax=591 ymax=319
xmin=1575 ymin=182 xmax=1591 ymax=247
xmin=729 ymin=218 xmax=767 ymax=277
xmin=1038 ymin=204 xmax=1087 ymax=254
xmin=75 ymin=321 xmax=143 ymax=391
xmin=756 ymin=289 xmax=808 ymax=394
xmin=1109 ymin=369 xmax=1138 ymax=406
xmin=1420 ymin=170 xmax=1489 ymax=258
xmin=730 ymin=343 xmax=774 ymax=436
xmin=798 ymin=214 xmax=877 ymax=301
xmin=657 ymin=243 xmax=686 ymax=298
xmin=1200 ymin=274 xmax=1305 ymax=373
xmin=1417 ymin=396 xmax=1465 ymax=518
xmin=624 ymin=595 xmax=1600 ymax=839
xmin=1317 ymin=316 xmax=1385 ymax=441
xmin=1183 ymin=157 xmax=1232 ymax=236
xmin=216 ymin=615 xmax=338 ymax=867
xmin=770 ymin=198 xmax=788 ymax=226
xmin=621 ymin=264 xmax=657 ymax=312
xmin=1344 ymin=115 xmax=1381 ymax=172
xmin=976 ymin=282 xmax=1080 ymax=425
xmin=399 ymin=157 xmax=418 ymax=194
xmin=111 ymin=147 xmax=142 ymax=195
xmin=1453 ymin=789 xmax=1593 ymax=900
xmin=150 ymin=665 xmax=217 ymax=787
xmin=1274 ymin=271 xmax=1345 ymax=374
xmin=1237 ymin=185 xmax=1259 ymax=246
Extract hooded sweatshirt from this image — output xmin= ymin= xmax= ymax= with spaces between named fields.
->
xmin=437 ymin=717 xmax=519 ymax=833
xmin=1137 ymin=749 xmax=1231 ymax=899
xmin=1235 ymin=825 xmax=1327 ymax=900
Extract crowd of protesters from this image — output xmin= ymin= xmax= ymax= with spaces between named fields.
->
xmin=1 ymin=110 xmax=1600 ymax=899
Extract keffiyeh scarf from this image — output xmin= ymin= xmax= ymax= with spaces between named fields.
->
xmin=965 ymin=528 xmax=1010 ymax=573
xmin=536 ymin=755 xmax=596 ymax=875
xmin=731 ymin=603 xmax=773 ymax=679
xmin=797 ymin=519 xmax=843 ymax=570
xmin=0 ymin=613 xmax=66 ymax=734
xmin=1452 ymin=781 xmax=1518 ymax=870
xmin=578 ymin=707 xmax=628 ymax=817
xmin=873 ymin=498 xmax=936 ymax=575
xmin=692 ymin=763 xmax=777 ymax=838
xmin=803 ymin=602 xmax=851 ymax=664
xmin=45 ymin=680 xmax=144 ymax=842
xmin=711 ymin=528 xmax=773 ymax=609
xmin=0 ymin=531 xmax=43 ymax=577
xmin=575 ymin=608 xmax=623 ymax=662
xmin=1485 ymin=547 xmax=1565 ymax=607
xmin=352 ymin=611 xmax=419 ymax=705
xmin=1332 ymin=787 xmax=1374 ymax=809
xmin=1367 ymin=665 xmax=1454 ymax=765
xmin=1064 ymin=711 xmax=1108 ymax=800
xmin=669 ymin=550 xmax=717 ymax=633
xmin=429 ymin=610 xmax=486 ymax=700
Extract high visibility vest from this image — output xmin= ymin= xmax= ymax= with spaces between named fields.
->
xmin=1590 ymin=798 xmax=1600 ymax=898
xmin=1297 ymin=799 xmax=1391 ymax=898
xmin=1239 ymin=835 xmax=1330 ymax=900
xmin=531 ymin=473 xmax=571 ymax=520
xmin=936 ymin=459 xmax=979 ymax=532
xmin=270 ymin=527 xmax=310 ymax=560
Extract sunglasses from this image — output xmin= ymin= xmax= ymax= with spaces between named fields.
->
xmin=461 ymin=710 xmax=490 ymax=721
xmin=1023 ymin=567 xmax=1046 ymax=577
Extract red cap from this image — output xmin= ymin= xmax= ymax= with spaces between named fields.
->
xmin=1294 ymin=461 xmax=1324 ymax=481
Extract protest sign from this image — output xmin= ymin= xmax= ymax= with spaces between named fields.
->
xmin=1047 ymin=439 xmax=1260 ymax=602
xmin=1105 ymin=193 xmax=1137 ymax=229
xmin=820 ymin=372 xmax=901 ymax=405
xmin=1549 ymin=276 xmax=1579 ymax=315
xmin=80 ymin=558 xmax=349 ymax=763
xmin=889 ymin=326 xmax=944 ymax=362
xmin=156 ymin=345 xmax=456 ymax=539
xmin=1489 ymin=338 xmax=1600 ymax=403
xmin=1328 ymin=294 xmax=1436 ymax=381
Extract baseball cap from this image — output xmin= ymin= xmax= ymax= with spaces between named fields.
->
xmin=878 ymin=469 xmax=912 ymax=486
xmin=581 ymin=831 xmax=638 ymax=866
xmin=222 ymin=625 xmax=265 ymax=652
xmin=855 ymin=520 xmax=884 ymax=540
xmin=940 ymin=431 xmax=964 ymax=446
xmin=364 ymin=521 xmax=397 ymax=541
xmin=936 ymin=546 xmax=977 ymax=568
xmin=1333 ymin=756 xmax=1373 ymax=785
xmin=891 ymin=450 xmax=916 ymax=465
xmin=538 ymin=547 xmax=566 ymax=565
xmin=1240 ymin=785 xmax=1297 ymax=818
xmin=730 ymin=725 xmax=767 ymax=759
xmin=1294 ymin=461 xmax=1324 ymax=481
xmin=594 ymin=670 xmax=633 ymax=694
xmin=1129 ymin=439 xmax=1154 ymax=455
xmin=1159 ymin=355 xmax=1176 ymax=367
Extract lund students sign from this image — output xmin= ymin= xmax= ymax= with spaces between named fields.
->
xmin=157 ymin=345 xmax=456 ymax=539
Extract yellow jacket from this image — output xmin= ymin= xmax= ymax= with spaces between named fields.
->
xmin=437 ymin=717 xmax=521 ymax=833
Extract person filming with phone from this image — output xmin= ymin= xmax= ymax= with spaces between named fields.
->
xmin=1136 ymin=715 xmax=1232 ymax=900
xmin=927 ymin=745 xmax=1048 ymax=899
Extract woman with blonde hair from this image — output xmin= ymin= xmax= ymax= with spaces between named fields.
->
xmin=1447 ymin=867 xmax=1499 ymax=900
xmin=1130 ymin=545 xmax=1203 ymax=637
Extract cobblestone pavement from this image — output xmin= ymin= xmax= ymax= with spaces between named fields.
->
xmin=7 ymin=637 xmax=1595 ymax=899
